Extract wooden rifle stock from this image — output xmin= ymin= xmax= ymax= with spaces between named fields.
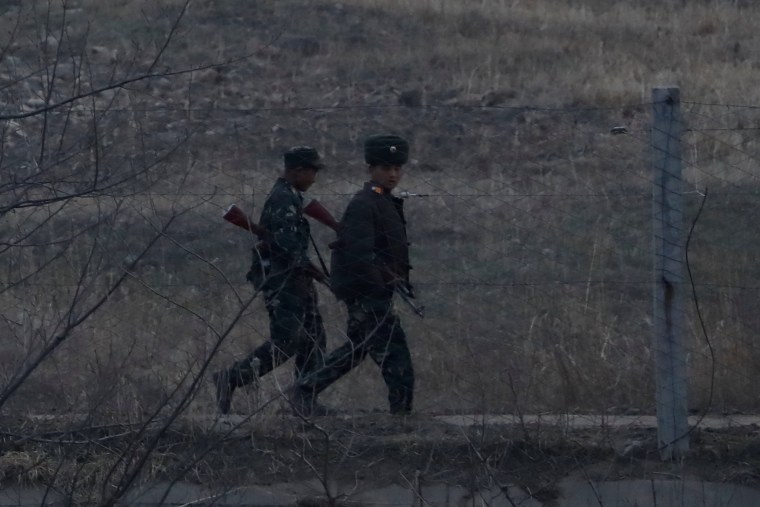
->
xmin=222 ymin=204 xmax=268 ymax=237
xmin=396 ymin=283 xmax=425 ymax=318
xmin=224 ymin=200 xmax=340 ymax=235
xmin=303 ymin=199 xmax=340 ymax=232
xmin=222 ymin=201 xmax=336 ymax=278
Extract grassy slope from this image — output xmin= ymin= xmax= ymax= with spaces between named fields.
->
xmin=2 ymin=0 xmax=760 ymax=418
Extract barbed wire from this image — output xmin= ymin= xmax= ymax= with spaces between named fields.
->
xmin=4 ymin=97 xmax=760 ymax=417
xmin=2 ymin=101 xmax=657 ymax=115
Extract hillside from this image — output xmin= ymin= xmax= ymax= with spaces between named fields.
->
xmin=2 ymin=0 xmax=760 ymax=503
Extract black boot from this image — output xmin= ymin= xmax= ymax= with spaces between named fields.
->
xmin=212 ymin=370 xmax=235 ymax=415
xmin=388 ymin=386 xmax=413 ymax=416
xmin=289 ymin=387 xmax=337 ymax=417
xmin=289 ymin=385 xmax=314 ymax=417
xmin=390 ymin=402 xmax=412 ymax=416
xmin=310 ymin=397 xmax=338 ymax=417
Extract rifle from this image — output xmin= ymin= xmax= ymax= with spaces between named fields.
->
xmin=303 ymin=199 xmax=340 ymax=232
xmin=222 ymin=204 xmax=268 ymax=237
xmin=222 ymin=200 xmax=338 ymax=282
xmin=223 ymin=202 xmax=424 ymax=318
xmin=224 ymin=200 xmax=340 ymax=234
xmin=396 ymin=283 xmax=425 ymax=318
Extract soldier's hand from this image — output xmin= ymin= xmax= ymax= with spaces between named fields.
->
xmin=398 ymin=282 xmax=416 ymax=299
xmin=379 ymin=267 xmax=404 ymax=287
xmin=254 ymin=241 xmax=270 ymax=255
xmin=304 ymin=262 xmax=327 ymax=282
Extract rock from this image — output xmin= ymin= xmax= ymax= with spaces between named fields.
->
xmin=54 ymin=63 xmax=77 ymax=82
xmin=397 ymin=88 xmax=423 ymax=107
xmin=25 ymin=97 xmax=47 ymax=109
xmin=2 ymin=56 xmax=24 ymax=71
xmin=88 ymin=45 xmax=117 ymax=64
xmin=41 ymin=35 xmax=58 ymax=52
xmin=278 ymin=37 xmax=321 ymax=57
xmin=193 ymin=67 xmax=225 ymax=85
xmin=445 ymin=122 xmax=466 ymax=136
xmin=481 ymin=89 xmax=516 ymax=107
xmin=153 ymin=77 xmax=172 ymax=89
xmin=619 ymin=439 xmax=645 ymax=457
xmin=615 ymin=434 xmax=656 ymax=459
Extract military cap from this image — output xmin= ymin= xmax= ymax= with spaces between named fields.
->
xmin=284 ymin=146 xmax=324 ymax=170
xmin=364 ymin=134 xmax=409 ymax=166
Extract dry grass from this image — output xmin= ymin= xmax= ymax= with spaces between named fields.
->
xmin=2 ymin=0 xmax=760 ymax=432
xmin=3 ymin=4 xmax=760 ymax=502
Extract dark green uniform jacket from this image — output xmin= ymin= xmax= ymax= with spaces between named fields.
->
xmin=330 ymin=181 xmax=410 ymax=302
xmin=250 ymin=178 xmax=311 ymax=286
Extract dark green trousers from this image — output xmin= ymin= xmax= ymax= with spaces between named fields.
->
xmin=227 ymin=274 xmax=326 ymax=387
xmin=299 ymin=298 xmax=414 ymax=414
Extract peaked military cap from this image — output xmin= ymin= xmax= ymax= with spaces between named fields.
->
xmin=364 ymin=134 xmax=409 ymax=166
xmin=284 ymin=146 xmax=324 ymax=170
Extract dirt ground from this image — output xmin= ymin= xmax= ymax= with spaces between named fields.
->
xmin=3 ymin=412 xmax=760 ymax=504
xmin=206 ymin=414 xmax=760 ymax=498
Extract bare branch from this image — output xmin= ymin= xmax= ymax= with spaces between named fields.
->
xmin=0 ymin=215 xmax=176 ymax=411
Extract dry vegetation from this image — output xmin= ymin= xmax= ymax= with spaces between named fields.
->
xmin=2 ymin=0 xmax=760 ymax=502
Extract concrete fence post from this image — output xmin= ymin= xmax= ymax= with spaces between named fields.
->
xmin=651 ymin=86 xmax=689 ymax=460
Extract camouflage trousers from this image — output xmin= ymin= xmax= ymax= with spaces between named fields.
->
xmin=226 ymin=275 xmax=326 ymax=387
xmin=299 ymin=298 xmax=414 ymax=414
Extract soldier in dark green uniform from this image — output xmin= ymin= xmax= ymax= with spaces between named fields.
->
xmin=291 ymin=134 xmax=416 ymax=416
xmin=213 ymin=146 xmax=330 ymax=415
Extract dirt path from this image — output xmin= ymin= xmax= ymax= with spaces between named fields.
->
xmin=433 ymin=412 xmax=760 ymax=429
xmin=4 ymin=412 xmax=760 ymax=506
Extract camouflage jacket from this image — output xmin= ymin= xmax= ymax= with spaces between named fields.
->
xmin=330 ymin=181 xmax=410 ymax=302
xmin=258 ymin=177 xmax=311 ymax=274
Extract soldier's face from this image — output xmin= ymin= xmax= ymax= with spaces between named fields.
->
xmin=291 ymin=167 xmax=318 ymax=192
xmin=369 ymin=164 xmax=403 ymax=190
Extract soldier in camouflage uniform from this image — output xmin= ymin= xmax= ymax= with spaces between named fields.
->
xmin=291 ymin=134 xmax=416 ymax=416
xmin=213 ymin=146 xmax=330 ymax=415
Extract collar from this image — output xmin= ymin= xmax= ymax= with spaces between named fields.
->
xmin=367 ymin=181 xmax=389 ymax=195
xmin=278 ymin=177 xmax=302 ymax=197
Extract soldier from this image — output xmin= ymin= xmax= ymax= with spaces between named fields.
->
xmin=290 ymin=134 xmax=416 ymax=416
xmin=213 ymin=146 xmax=331 ymax=415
